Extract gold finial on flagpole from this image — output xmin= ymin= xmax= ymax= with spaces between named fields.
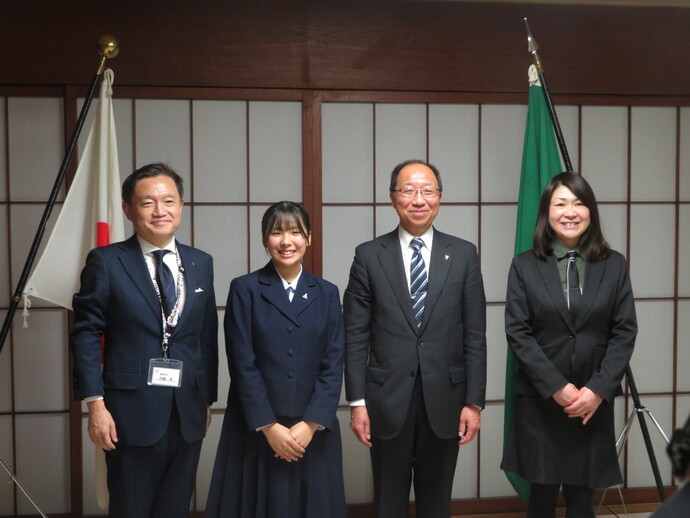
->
xmin=97 ymin=35 xmax=119 ymax=75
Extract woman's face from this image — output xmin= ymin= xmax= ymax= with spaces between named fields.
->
xmin=265 ymin=220 xmax=311 ymax=272
xmin=548 ymin=184 xmax=591 ymax=248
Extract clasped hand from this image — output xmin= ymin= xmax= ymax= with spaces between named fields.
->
xmin=553 ymin=383 xmax=603 ymax=425
xmin=262 ymin=421 xmax=318 ymax=462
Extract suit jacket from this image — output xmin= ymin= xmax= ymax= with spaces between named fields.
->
xmin=505 ymin=249 xmax=636 ymax=402
xmin=71 ymin=234 xmax=218 ymax=447
xmin=344 ymin=228 xmax=487 ymax=440
xmin=225 ymin=263 xmax=344 ymax=431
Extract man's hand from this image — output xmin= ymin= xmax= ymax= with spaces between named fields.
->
xmin=350 ymin=406 xmax=372 ymax=447
xmin=87 ymin=399 xmax=118 ymax=451
xmin=262 ymin=423 xmax=305 ymax=462
xmin=564 ymin=387 xmax=603 ymax=425
xmin=458 ymin=405 xmax=481 ymax=445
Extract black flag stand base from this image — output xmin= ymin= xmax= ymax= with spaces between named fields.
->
xmin=0 ymin=456 xmax=49 ymax=517
xmin=596 ymin=366 xmax=670 ymax=517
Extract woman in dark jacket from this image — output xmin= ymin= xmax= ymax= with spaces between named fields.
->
xmin=501 ymin=173 xmax=637 ymax=518
xmin=206 ymin=201 xmax=346 ymax=518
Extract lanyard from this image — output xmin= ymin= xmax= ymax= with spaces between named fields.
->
xmin=148 ymin=247 xmax=185 ymax=359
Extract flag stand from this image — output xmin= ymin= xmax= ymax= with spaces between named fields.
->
xmin=523 ymin=19 xmax=668 ymax=508
xmin=596 ymin=366 xmax=670 ymax=517
xmin=0 ymin=35 xmax=118 ymax=518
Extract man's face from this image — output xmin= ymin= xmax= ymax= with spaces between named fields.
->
xmin=122 ymin=175 xmax=183 ymax=247
xmin=390 ymin=163 xmax=442 ymax=236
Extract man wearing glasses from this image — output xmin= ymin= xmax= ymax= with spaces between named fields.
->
xmin=344 ymin=159 xmax=487 ymax=518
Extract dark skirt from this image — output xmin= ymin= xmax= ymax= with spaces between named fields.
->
xmin=501 ymin=394 xmax=622 ymax=489
xmin=205 ymin=404 xmax=347 ymax=518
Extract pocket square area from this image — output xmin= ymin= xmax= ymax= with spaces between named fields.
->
xmin=194 ymin=288 xmax=204 ymax=293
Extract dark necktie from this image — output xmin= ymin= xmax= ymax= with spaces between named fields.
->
xmin=566 ymin=250 xmax=581 ymax=313
xmin=152 ymin=249 xmax=176 ymax=317
xmin=286 ymin=286 xmax=294 ymax=302
xmin=410 ymin=238 xmax=428 ymax=328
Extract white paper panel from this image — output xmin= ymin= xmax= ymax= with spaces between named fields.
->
xmin=322 ymin=103 xmax=374 ymax=204
xmin=135 ymin=99 xmax=191 ymax=188
xmin=451 ymin=424 xmax=479 ymax=499
xmin=248 ymin=101 xmax=302 ymax=203
xmin=193 ymin=100 xmax=247 ymax=203
xmin=581 ymin=106 xmax=628 ymax=202
xmin=8 ymin=97 xmax=64 ymax=202
xmin=630 ymin=204 xmax=675 ymax=297
xmin=631 ymin=107 xmax=676 ymax=202
xmin=486 ymin=305 xmax=507 ymax=401
xmin=628 ymin=301 xmax=674 ymax=394
xmin=340 ymin=407 xmax=374 ymax=504
xmin=479 ymin=403 xmax=514 ymax=497
xmin=678 ymin=204 xmax=690 ymax=297
xmin=323 ymin=206 xmax=375 ymax=299
xmin=433 ymin=205 xmax=479 ymax=254
xmin=246 ymin=204 xmax=270 ymax=274
xmin=677 ymin=301 xmax=690 ymax=392
xmin=12 ymin=309 xmax=68 ymax=411
xmin=480 ymin=105 xmax=526 ymax=203
xmin=680 ymin=107 xmax=690 ymax=202
xmin=429 ymin=104 xmax=479 ymax=203
xmin=374 ymin=104 xmax=427 ymax=203
xmin=16 ymin=414 xmax=70 ymax=514
xmin=481 ymin=205 xmax=518 ymax=302
xmin=597 ymin=204 xmax=628 ymax=258
xmin=193 ymin=206 xmax=248 ymax=306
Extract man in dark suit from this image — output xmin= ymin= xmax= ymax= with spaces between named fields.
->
xmin=344 ymin=159 xmax=487 ymax=518
xmin=650 ymin=413 xmax=690 ymax=518
xmin=71 ymin=162 xmax=218 ymax=518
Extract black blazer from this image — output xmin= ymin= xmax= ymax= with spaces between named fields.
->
xmin=505 ymin=249 xmax=636 ymax=402
xmin=344 ymin=228 xmax=487 ymax=440
xmin=71 ymin=235 xmax=219 ymax=447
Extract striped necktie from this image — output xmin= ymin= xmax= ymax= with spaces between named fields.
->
xmin=409 ymin=238 xmax=428 ymax=328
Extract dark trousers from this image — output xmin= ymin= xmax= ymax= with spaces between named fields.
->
xmin=105 ymin=404 xmax=203 ymax=518
xmin=527 ymin=483 xmax=595 ymax=518
xmin=370 ymin=375 xmax=459 ymax=518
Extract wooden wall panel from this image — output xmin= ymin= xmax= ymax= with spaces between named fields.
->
xmin=2 ymin=0 xmax=690 ymax=96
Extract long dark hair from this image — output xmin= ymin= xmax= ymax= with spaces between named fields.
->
xmin=261 ymin=201 xmax=311 ymax=247
xmin=533 ymin=172 xmax=610 ymax=261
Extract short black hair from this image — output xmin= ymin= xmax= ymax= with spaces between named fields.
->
xmin=121 ymin=163 xmax=184 ymax=204
xmin=533 ymin=172 xmax=610 ymax=261
xmin=261 ymin=201 xmax=311 ymax=247
xmin=389 ymin=159 xmax=443 ymax=193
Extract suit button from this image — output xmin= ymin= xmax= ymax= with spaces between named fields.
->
xmin=569 ymin=334 xmax=575 ymax=339
xmin=287 ymin=326 xmax=295 ymax=333
xmin=410 ymin=371 xmax=416 ymax=377
xmin=417 ymin=340 xmax=423 ymax=346
xmin=287 ymin=348 xmax=295 ymax=356
xmin=287 ymin=371 xmax=295 ymax=379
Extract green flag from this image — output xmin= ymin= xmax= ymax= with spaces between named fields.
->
xmin=503 ymin=65 xmax=563 ymax=500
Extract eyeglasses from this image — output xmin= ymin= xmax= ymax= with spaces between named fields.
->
xmin=392 ymin=188 xmax=441 ymax=199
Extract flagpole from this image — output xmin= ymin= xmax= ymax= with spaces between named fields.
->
xmin=524 ymin=18 xmax=573 ymax=173
xmin=0 ymin=35 xmax=119 ymax=357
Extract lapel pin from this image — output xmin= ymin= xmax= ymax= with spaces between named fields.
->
xmin=302 ymin=293 xmax=308 ymax=299
xmin=445 ymin=255 xmax=450 ymax=261
xmin=192 ymin=261 xmax=196 ymax=267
